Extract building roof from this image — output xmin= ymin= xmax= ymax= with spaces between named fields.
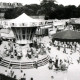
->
xmin=1 ymin=30 xmax=14 ymax=39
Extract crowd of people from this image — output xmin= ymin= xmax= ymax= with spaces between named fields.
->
xmin=48 ymin=55 xmax=69 ymax=71
xmin=53 ymin=40 xmax=79 ymax=53
xmin=1 ymin=34 xmax=80 ymax=80
xmin=4 ymin=67 xmax=17 ymax=79
xmin=0 ymin=40 xmax=47 ymax=61
xmin=46 ymin=40 xmax=80 ymax=71
xmin=3 ymin=66 xmax=35 ymax=80
xmin=4 ymin=66 xmax=27 ymax=80
xmin=26 ymin=41 xmax=46 ymax=59
xmin=1 ymin=41 xmax=23 ymax=60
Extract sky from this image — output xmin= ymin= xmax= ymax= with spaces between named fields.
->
xmin=0 ymin=0 xmax=80 ymax=6
xmin=57 ymin=0 xmax=80 ymax=6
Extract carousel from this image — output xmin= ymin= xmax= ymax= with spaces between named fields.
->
xmin=0 ymin=13 xmax=50 ymax=69
xmin=6 ymin=13 xmax=41 ymax=44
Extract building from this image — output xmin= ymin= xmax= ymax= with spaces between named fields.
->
xmin=0 ymin=2 xmax=23 ymax=19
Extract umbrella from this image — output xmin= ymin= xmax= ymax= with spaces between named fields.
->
xmin=52 ymin=30 xmax=80 ymax=41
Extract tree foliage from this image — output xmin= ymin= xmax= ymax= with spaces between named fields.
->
xmin=4 ymin=0 xmax=80 ymax=19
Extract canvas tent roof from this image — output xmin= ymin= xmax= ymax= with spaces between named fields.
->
xmin=52 ymin=30 xmax=80 ymax=41
xmin=8 ymin=13 xmax=38 ymax=23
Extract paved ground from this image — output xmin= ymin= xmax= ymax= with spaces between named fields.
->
xmin=0 ymin=36 xmax=80 ymax=80
xmin=0 ymin=63 xmax=80 ymax=80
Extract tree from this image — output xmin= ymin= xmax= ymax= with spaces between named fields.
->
xmin=76 ymin=5 xmax=80 ymax=17
xmin=64 ymin=5 xmax=77 ymax=19
xmin=24 ymin=4 xmax=40 ymax=15
xmin=49 ymin=4 xmax=65 ymax=19
xmin=37 ymin=0 xmax=57 ymax=19
xmin=4 ymin=7 xmax=24 ymax=19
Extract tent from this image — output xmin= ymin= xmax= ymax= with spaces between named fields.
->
xmin=1 ymin=30 xmax=15 ymax=40
xmin=0 ymin=29 xmax=10 ymax=34
xmin=52 ymin=30 xmax=80 ymax=41
xmin=8 ymin=13 xmax=37 ymax=23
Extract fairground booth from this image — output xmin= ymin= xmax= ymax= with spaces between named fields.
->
xmin=68 ymin=18 xmax=80 ymax=31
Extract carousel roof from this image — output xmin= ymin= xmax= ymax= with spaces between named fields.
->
xmin=9 ymin=13 xmax=38 ymax=23
xmin=52 ymin=30 xmax=80 ymax=41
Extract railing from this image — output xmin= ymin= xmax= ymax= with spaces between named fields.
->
xmin=0 ymin=55 xmax=50 ymax=69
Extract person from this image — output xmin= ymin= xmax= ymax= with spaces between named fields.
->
xmin=7 ymin=67 xmax=11 ymax=77
xmin=48 ymin=58 xmax=53 ymax=69
xmin=8 ymin=66 xmax=13 ymax=77
xmin=14 ymin=75 xmax=17 ymax=79
xmin=74 ymin=42 xmax=77 ymax=52
xmin=17 ymin=51 xmax=22 ymax=59
xmin=4 ymin=70 xmax=7 ymax=76
xmin=57 ymin=45 xmax=60 ymax=50
xmin=10 ymin=70 xmax=14 ymax=78
xmin=34 ymin=61 xmax=38 ymax=69
xmin=13 ymin=38 xmax=16 ymax=43
xmin=10 ymin=51 xmax=14 ymax=58
xmin=60 ymin=59 xmax=63 ymax=65
xmin=20 ymin=70 xmax=24 ymax=80
xmin=55 ymin=55 xmax=59 ymax=68
xmin=51 ymin=76 xmax=54 ymax=80
xmin=30 ymin=77 xmax=33 ymax=80
xmin=6 ymin=50 xmax=9 ymax=57
xmin=61 ymin=63 xmax=67 ymax=71
xmin=77 ymin=57 xmax=80 ymax=63
xmin=59 ymin=59 xmax=63 ymax=69
xmin=14 ymin=44 xmax=17 ymax=54
xmin=27 ymin=50 xmax=32 ymax=59
xmin=12 ymin=71 xmax=15 ymax=78
xmin=0 ymin=56 xmax=2 ymax=61
xmin=63 ymin=44 xmax=66 ymax=53
xmin=14 ymin=50 xmax=17 ymax=56
xmin=23 ymin=73 xmax=26 ymax=80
